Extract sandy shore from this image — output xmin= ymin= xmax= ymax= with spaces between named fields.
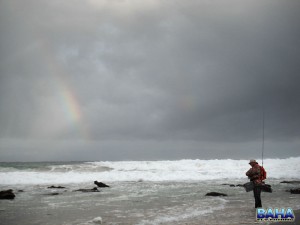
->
xmin=1 ymin=180 xmax=299 ymax=225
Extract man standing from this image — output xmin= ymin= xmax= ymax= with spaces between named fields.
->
xmin=246 ymin=159 xmax=262 ymax=208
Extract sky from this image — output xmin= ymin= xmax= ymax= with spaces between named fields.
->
xmin=0 ymin=0 xmax=300 ymax=162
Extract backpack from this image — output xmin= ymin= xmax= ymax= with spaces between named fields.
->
xmin=260 ymin=166 xmax=267 ymax=180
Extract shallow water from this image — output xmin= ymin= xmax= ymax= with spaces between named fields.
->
xmin=1 ymin=179 xmax=299 ymax=225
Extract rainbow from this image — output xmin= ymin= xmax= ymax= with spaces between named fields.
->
xmin=56 ymin=75 xmax=90 ymax=140
xmin=60 ymin=86 xmax=81 ymax=123
xmin=3 ymin=2 xmax=91 ymax=140
xmin=41 ymin=41 xmax=91 ymax=140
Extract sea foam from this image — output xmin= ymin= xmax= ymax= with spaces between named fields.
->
xmin=0 ymin=157 xmax=299 ymax=185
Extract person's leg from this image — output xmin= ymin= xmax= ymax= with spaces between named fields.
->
xmin=253 ymin=186 xmax=262 ymax=208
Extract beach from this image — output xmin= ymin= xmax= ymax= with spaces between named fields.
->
xmin=0 ymin=159 xmax=300 ymax=224
xmin=1 ymin=179 xmax=299 ymax=224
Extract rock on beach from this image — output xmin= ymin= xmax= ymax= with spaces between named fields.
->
xmin=94 ymin=181 xmax=110 ymax=188
xmin=74 ymin=187 xmax=100 ymax=192
xmin=290 ymin=188 xmax=300 ymax=194
xmin=205 ymin=192 xmax=227 ymax=197
xmin=0 ymin=189 xmax=15 ymax=200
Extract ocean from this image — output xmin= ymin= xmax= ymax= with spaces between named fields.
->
xmin=1 ymin=157 xmax=300 ymax=225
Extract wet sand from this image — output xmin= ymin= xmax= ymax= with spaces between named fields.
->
xmin=1 ymin=180 xmax=299 ymax=225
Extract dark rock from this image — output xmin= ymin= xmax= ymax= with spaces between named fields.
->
xmin=0 ymin=189 xmax=15 ymax=200
xmin=205 ymin=192 xmax=227 ymax=197
xmin=221 ymin=184 xmax=235 ymax=187
xmin=94 ymin=181 xmax=110 ymax=188
xmin=45 ymin=193 xmax=60 ymax=196
xmin=236 ymin=184 xmax=244 ymax=187
xmin=290 ymin=188 xmax=300 ymax=194
xmin=48 ymin=186 xmax=66 ymax=189
xmin=280 ymin=181 xmax=300 ymax=184
xmin=18 ymin=190 xmax=24 ymax=192
xmin=74 ymin=187 xmax=99 ymax=192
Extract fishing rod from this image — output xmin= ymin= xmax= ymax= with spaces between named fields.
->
xmin=261 ymin=110 xmax=265 ymax=167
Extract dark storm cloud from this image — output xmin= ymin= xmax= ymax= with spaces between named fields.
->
xmin=0 ymin=0 xmax=299 ymax=161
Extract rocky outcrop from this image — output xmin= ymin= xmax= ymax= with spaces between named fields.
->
xmin=222 ymin=184 xmax=236 ymax=187
xmin=205 ymin=192 xmax=227 ymax=197
xmin=280 ymin=181 xmax=300 ymax=184
xmin=48 ymin=186 xmax=66 ymax=189
xmin=221 ymin=183 xmax=244 ymax=187
xmin=74 ymin=187 xmax=99 ymax=192
xmin=45 ymin=193 xmax=60 ymax=196
xmin=290 ymin=188 xmax=300 ymax=194
xmin=0 ymin=189 xmax=15 ymax=200
xmin=94 ymin=181 xmax=110 ymax=188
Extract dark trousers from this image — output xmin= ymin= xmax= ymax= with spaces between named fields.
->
xmin=253 ymin=185 xmax=262 ymax=208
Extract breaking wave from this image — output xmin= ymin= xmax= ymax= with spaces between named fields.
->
xmin=0 ymin=157 xmax=299 ymax=185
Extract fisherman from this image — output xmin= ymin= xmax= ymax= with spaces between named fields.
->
xmin=246 ymin=159 xmax=262 ymax=208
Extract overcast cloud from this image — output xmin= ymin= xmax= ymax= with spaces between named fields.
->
xmin=0 ymin=0 xmax=299 ymax=161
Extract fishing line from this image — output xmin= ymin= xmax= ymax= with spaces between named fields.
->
xmin=262 ymin=110 xmax=265 ymax=167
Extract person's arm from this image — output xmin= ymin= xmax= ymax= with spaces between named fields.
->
xmin=246 ymin=168 xmax=252 ymax=177
xmin=252 ymin=165 xmax=261 ymax=179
